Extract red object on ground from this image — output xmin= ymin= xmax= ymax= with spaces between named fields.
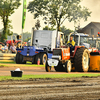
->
xmin=37 ymin=58 xmax=40 ymax=65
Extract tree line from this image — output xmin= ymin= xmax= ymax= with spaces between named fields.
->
xmin=0 ymin=0 xmax=91 ymax=42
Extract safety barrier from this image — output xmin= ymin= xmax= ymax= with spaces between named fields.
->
xmin=0 ymin=53 xmax=16 ymax=61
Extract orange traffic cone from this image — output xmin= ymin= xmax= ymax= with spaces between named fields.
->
xmin=37 ymin=58 xmax=40 ymax=65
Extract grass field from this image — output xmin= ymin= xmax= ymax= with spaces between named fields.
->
xmin=0 ymin=61 xmax=16 ymax=64
xmin=0 ymin=61 xmax=100 ymax=81
xmin=0 ymin=61 xmax=45 ymax=67
xmin=0 ymin=73 xmax=100 ymax=81
xmin=0 ymin=61 xmax=31 ymax=64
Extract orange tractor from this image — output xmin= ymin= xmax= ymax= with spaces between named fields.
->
xmin=45 ymin=32 xmax=92 ymax=72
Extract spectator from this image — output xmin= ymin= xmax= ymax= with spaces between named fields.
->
xmin=0 ymin=45 xmax=3 ymax=52
xmin=22 ymin=42 xmax=25 ymax=47
xmin=13 ymin=39 xmax=15 ymax=43
xmin=3 ymin=43 xmax=9 ymax=53
xmin=14 ymin=42 xmax=17 ymax=47
xmin=10 ymin=43 xmax=16 ymax=53
xmin=17 ymin=43 xmax=21 ymax=49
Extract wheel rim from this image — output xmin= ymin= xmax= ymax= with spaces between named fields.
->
xmin=44 ymin=56 xmax=46 ymax=63
xmin=67 ymin=61 xmax=71 ymax=72
xmin=83 ymin=52 xmax=89 ymax=69
xmin=43 ymin=54 xmax=47 ymax=65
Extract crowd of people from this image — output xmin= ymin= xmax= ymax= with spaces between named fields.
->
xmin=0 ymin=40 xmax=26 ymax=53
xmin=0 ymin=42 xmax=16 ymax=53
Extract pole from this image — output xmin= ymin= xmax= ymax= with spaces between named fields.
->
xmin=21 ymin=0 xmax=26 ymax=48
xmin=56 ymin=26 xmax=58 ymax=48
xmin=31 ymin=27 xmax=34 ymax=46
xmin=21 ymin=29 xmax=23 ymax=48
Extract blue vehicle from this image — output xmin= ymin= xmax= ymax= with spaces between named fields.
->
xmin=15 ymin=30 xmax=64 ymax=65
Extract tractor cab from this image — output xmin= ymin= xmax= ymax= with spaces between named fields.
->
xmin=88 ymin=37 xmax=100 ymax=50
xmin=68 ymin=32 xmax=90 ymax=48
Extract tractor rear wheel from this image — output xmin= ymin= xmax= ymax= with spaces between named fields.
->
xmin=45 ymin=61 xmax=51 ymax=72
xmin=74 ymin=47 xmax=89 ymax=72
xmin=65 ymin=60 xmax=71 ymax=72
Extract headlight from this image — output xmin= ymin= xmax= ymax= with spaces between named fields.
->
xmin=52 ymin=55 xmax=61 ymax=60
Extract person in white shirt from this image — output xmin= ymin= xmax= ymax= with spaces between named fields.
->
xmin=4 ymin=43 xmax=9 ymax=51
xmin=10 ymin=43 xmax=16 ymax=53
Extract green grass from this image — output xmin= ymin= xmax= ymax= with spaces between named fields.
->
xmin=0 ymin=61 xmax=16 ymax=64
xmin=23 ymin=64 xmax=44 ymax=67
xmin=0 ymin=61 xmax=44 ymax=67
xmin=0 ymin=73 xmax=100 ymax=81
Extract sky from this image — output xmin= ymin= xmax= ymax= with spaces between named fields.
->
xmin=0 ymin=0 xmax=100 ymax=34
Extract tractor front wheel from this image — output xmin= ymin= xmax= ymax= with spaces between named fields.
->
xmin=65 ymin=60 xmax=71 ymax=72
xmin=45 ymin=61 xmax=51 ymax=72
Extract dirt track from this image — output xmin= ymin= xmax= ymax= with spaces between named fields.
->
xmin=0 ymin=64 xmax=100 ymax=99
xmin=0 ymin=77 xmax=100 ymax=100
xmin=0 ymin=63 xmax=100 ymax=76
xmin=0 ymin=64 xmax=71 ymax=76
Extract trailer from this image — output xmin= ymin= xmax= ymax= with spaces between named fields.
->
xmin=89 ymin=52 xmax=100 ymax=71
xmin=15 ymin=29 xmax=64 ymax=65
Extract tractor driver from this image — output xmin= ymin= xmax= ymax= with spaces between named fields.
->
xmin=67 ymin=36 xmax=75 ymax=54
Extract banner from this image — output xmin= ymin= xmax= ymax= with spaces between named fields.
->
xmin=22 ymin=0 xmax=26 ymax=29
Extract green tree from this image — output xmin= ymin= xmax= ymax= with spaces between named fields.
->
xmin=27 ymin=0 xmax=91 ymax=31
xmin=20 ymin=32 xmax=31 ymax=42
xmin=35 ymin=19 xmax=41 ymax=30
xmin=60 ymin=26 xmax=73 ymax=43
xmin=61 ymin=26 xmax=73 ymax=36
xmin=43 ymin=17 xmax=56 ymax=30
xmin=0 ymin=0 xmax=21 ymax=42
xmin=68 ymin=5 xmax=91 ymax=31
xmin=43 ymin=26 xmax=55 ymax=30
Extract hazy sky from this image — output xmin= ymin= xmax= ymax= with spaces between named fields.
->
xmin=0 ymin=0 xmax=100 ymax=34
